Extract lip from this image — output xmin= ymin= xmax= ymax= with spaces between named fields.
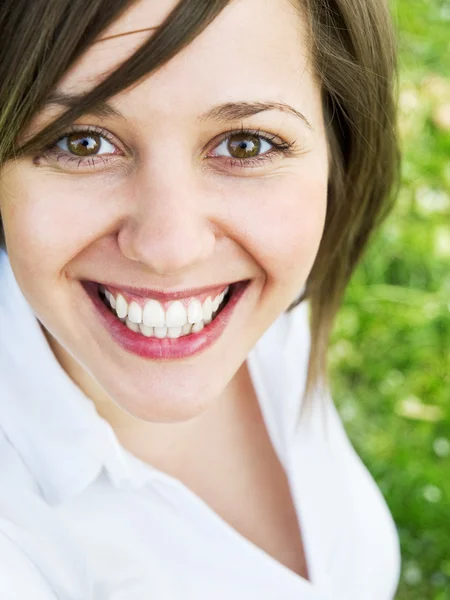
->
xmin=97 ymin=282 xmax=233 ymax=302
xmin=82 ymin=280 xmax=250 ymax=360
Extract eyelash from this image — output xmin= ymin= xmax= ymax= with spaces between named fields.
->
xmin=35 ymin=124 xmax=297 ymax=172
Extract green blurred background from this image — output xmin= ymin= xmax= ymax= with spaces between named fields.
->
xmin=329 ymin=1 xmax=450 ymax=598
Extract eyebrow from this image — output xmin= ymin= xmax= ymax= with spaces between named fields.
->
xmin=200 ymin=101 xmax=313 ymax=130
xmin=43 ymin=94 xmax=313 ymax=130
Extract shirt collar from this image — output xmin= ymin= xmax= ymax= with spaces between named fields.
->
xmin=0 ymin=250 xmax=158 ymax=505
xmin=0 ymin=249 xmax=307 ymax=506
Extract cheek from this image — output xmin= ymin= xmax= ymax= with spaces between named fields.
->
xmin=0 ymin=169 xmax=116 ymax=317
xmin=222 ymin=170 xmax=328 ymax=286
xmin=1 ymin=170 xmax=113 ymax=276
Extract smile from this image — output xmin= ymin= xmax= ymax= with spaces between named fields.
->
xmin=82 ymin=280 xmax=249 ymax=360
xmin=99 ymin=284 xmax=230 ymax=339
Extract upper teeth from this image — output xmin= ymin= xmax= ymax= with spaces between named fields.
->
xmin=101 ymin=286 xmax=229 ymax=332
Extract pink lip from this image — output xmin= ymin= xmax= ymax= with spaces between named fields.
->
xmin=82 ymin=280 xmax=249 ymax=360
xmin=99 ymin=282 xmax=232 ymax=302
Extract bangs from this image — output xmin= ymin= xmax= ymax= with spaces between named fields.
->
xmin=5 ymin=0 xmax=231 ymax=159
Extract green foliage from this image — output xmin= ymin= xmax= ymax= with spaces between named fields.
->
xmin=329 ymin=1 xmax=450 ymax=598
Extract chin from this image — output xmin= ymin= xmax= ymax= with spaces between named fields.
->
xmin=101 ymin=370 xmax=226 ymax=424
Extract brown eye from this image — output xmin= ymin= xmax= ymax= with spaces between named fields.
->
xmin=66 ymin=132 xmax=101 ymax=156
xmin=55 ymin=130 xmax=117 ymax=158
xmin=213 ymin=131 xmax=275 ymax=163
xmin=227 ymin=133 xmax=261 ymax=159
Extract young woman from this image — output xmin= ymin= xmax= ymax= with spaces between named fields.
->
xmin=0 ymin=0 xmax=400 ymax=598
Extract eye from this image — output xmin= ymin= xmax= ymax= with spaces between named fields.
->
xmin=56 ymin=131 xmax=116 ymax=157
xmin=213 ymin=132 xmax=273 ymax=160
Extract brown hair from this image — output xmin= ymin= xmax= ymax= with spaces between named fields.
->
xmin=0 ymin=0 xmax=399 ymax=409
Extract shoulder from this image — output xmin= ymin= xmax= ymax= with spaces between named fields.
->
xmin=0 ymin=482 xmax=93 ymax=599
xmin=0 ymin=425 xmax=37 ymax=481
xmin=0 ymin=530 xmax=57 ymax=600
xmin=0 ymin=437 xmax=92 ymax=599
xmin=0 ymin=422 xmax=57 ymax=598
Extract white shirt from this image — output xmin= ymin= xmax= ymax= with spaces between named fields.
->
xmin=0 ymin=248 xmax=401 ymax=599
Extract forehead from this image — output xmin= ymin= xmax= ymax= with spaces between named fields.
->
xmin=56 ymin=0 xmax=313 ymax=109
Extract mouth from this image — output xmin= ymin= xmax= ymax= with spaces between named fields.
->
xmin=98 ymin=282 xmax=232 ymax=338
xmin=81 ymin=279 xmax=250 ymax=360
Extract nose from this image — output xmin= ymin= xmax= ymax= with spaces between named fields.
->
xmin=117 ymin=169 xmax=216 ymax=276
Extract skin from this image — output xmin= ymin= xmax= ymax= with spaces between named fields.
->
xmin=0 ymin=0 xmax=328 ymax=469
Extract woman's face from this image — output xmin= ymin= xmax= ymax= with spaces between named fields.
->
xmin=0 ymin=0 xmax=328 ymax=422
